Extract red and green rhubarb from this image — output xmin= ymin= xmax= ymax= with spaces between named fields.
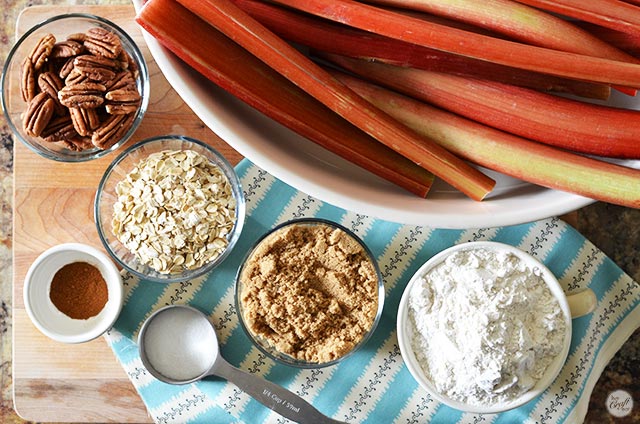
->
xmin=365 ymin=0 xmax=638 ymax=62
xmin=576 ymin=21 xmax=640 ymax=58
xmin=514 ymin=0 xmax=640 ymax=37
xmin=233 ymin=0 xmax=610 ymax=99
xmin=174 ymin=0 xmax=496 ymax=201
xmin=333 ymin=71 xmax=640 ymax=208
xmin=268 ymin=0 xmax=640 ymax=88
xmin=135 ymin=0 xmax=435 ymax=197
xmin=323 ymin=53 xmax=640 ymax=159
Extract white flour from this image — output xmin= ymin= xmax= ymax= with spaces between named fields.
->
xmin=408 ymin=247 xmax=566 ymax=406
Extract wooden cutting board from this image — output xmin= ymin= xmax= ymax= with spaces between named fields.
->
xmin=12 ymin=5 xmax=242 ymax=422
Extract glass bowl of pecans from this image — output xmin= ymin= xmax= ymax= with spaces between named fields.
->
xmin=1 ymin=13 xmax=149 ymax=162
xmin=94 ymin=135 xmax=246 ymax=283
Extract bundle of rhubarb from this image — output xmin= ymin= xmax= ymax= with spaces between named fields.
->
xmin=136 ymin=0 xmax=640 ymax=208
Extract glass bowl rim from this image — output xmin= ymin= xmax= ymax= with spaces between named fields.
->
xmin=1 ymin=12 xmax=150 ymax=162
xmin=94 ymin=134 xmax=246 ymax=283
xmin=234 ymin=217 xmax=385 ymax=369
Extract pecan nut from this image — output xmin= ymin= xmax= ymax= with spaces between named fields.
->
xmin=37 ymin=72 xmax=66 ymax=115
xmin=92 ymin=113 xmax=135 ymax=149
xmin=51 ymin=40 xmax=84 ymax=59
xmin=58 ymin=82 xmax=106 ymax=108
xmin=70 ymin=107 xmax=100 ymax=136
xmin=105 ymin=88 xmax=141 ymax=114
xmin=20 ymin=57 xmax=36 ymax=102
xmin=28 ymin=33 xmax=56 ymax=71
xmin=40 ymin=115 xmax=78 ymax=142
xmin=66 ymin=33 xmax=87 ymax=43
xmin=84 ymin=27 xmax=122 ymax=59
xmin=104 ymin=71 xmax=136 ymax=91
xmin=123 ymin=51 xmax=140 ymax=79
xmin=58 ymin=57 xmax=76 ymax=79
xmin=64 ymin=68 xmax=88 ymax=86
xmin=60 ymin=137 xmax=94 ymax=151
xmin=73 ymin=54 xmax=117 ymax=83
xmin=23 ymin=92 xmax=55 ymax=137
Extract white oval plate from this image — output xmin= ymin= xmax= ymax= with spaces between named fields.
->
xmin=133 ymin=1 xmax=640 ymax=228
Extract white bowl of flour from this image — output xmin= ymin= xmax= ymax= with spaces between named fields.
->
xmin=397 ymin=241 xmax=580 ymax=413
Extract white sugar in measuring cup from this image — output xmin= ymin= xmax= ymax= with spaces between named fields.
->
xmin=138 ymin=305 xmax=345 ymax=424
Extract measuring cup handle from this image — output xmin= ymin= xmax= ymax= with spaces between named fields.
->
xmin=212 ymin=358 xmax=345 ymax=424
xmin=566 ymin=288 xmax=597 ymax=319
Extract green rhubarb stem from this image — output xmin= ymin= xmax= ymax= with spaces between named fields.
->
xmin=174 ymin=0 xmax=496 ymax=200
xmin=334 ymin=71 xmax=640 ymax=208
xmin=514 ymin=0 xmax=640 ymax=37
xmin=268 ymin=0 xmax=640 ymax=87
xmin=324 ymin=53 xmax=640 ymax=159
xmin=135 ymin=0 xmax=435 ymax=197
xmin=233 ymin=0 xmax=610 ymax=99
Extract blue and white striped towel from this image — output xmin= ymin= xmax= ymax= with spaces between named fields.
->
xmin=105 ymin=160 xmax=640 ymax=423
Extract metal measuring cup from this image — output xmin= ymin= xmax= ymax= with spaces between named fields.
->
xmin=138 ymin=305 xmax=345 ymax=424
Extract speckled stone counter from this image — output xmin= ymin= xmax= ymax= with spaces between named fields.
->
xmin=1 ymin=1 xmax=638 ymax=423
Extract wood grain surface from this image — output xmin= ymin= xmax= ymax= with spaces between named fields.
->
xmin=12 ymin=5 xmax=241 ymax=422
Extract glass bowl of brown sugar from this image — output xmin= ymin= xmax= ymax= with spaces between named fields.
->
xmin=235 ymin=218 xmax=385 ymax=368
xmin=23 ymin=243 xmax=124 ymax=343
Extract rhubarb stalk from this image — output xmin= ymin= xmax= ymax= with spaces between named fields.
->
xmin=174 ymin=0 xmax=496 ymax=200
xmin=333 ymin=71 xmax=640 ymax=208
xmin=324 ymin=53 xmax=640 ymax=159
xmin=365 ymin=0 xmax=638 ymax=62
xmin=268 ymin=0 xmax=640 ymax=88
xmin=576 ymin=21 xmax=640 ymax=57
xmin=135 ymin=0 xmax=435 ymax=196
xmin=366 ymin=0 xmax=640 ymax=95
xmin=233 ymin=0 xmax=610 ymax=99
xmin=514 ymin=0 xmax=640 ymax=37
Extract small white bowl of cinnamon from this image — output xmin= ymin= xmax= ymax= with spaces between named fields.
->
xmin=23 ymin=242 xmax=123 ymax=343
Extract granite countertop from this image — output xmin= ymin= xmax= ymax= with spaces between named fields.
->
xmin=1 ymin=1 xmax=638 ymax=423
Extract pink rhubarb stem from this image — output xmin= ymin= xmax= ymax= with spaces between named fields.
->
xmin=324 ymin=53 xmax=640 ymax=159
xmin=514 ymin=0 xmax=640 ymax=37
xmin=233 ymin=0 xmax=610 ymax=99
xmin=175 ymin=0 xmax=495 ymax=200
xmin=136 ymin=0 xmax=435 ymax=196
xmin=268 ymin=0 xmax=640 ymax=87
xmin=335 ymin=71 xmax=640 ymax=208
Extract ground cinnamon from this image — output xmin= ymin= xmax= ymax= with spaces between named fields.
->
xmin=49 ymin=262 xmax=109 ymax=320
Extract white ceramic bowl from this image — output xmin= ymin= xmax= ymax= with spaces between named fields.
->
xmin=23 ymin=243 xmax=124 ymax=343
xmin=396 ymin=241 xmax=572 ymax=414
xmin=132 ymin=0 xmax=640 ymax=229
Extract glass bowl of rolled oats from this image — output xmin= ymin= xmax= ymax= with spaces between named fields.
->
xmin=1 ymin=13 xmax=149 ymax=161
xmin=94 ymin=135 xmax=245 ymax=283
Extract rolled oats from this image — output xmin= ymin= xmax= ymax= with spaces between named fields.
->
xmin=111 ymin=149 xmax=237 ymax=274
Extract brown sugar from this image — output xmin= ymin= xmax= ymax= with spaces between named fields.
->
xmin=239 ymin=222 xmax=380 ymax=363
